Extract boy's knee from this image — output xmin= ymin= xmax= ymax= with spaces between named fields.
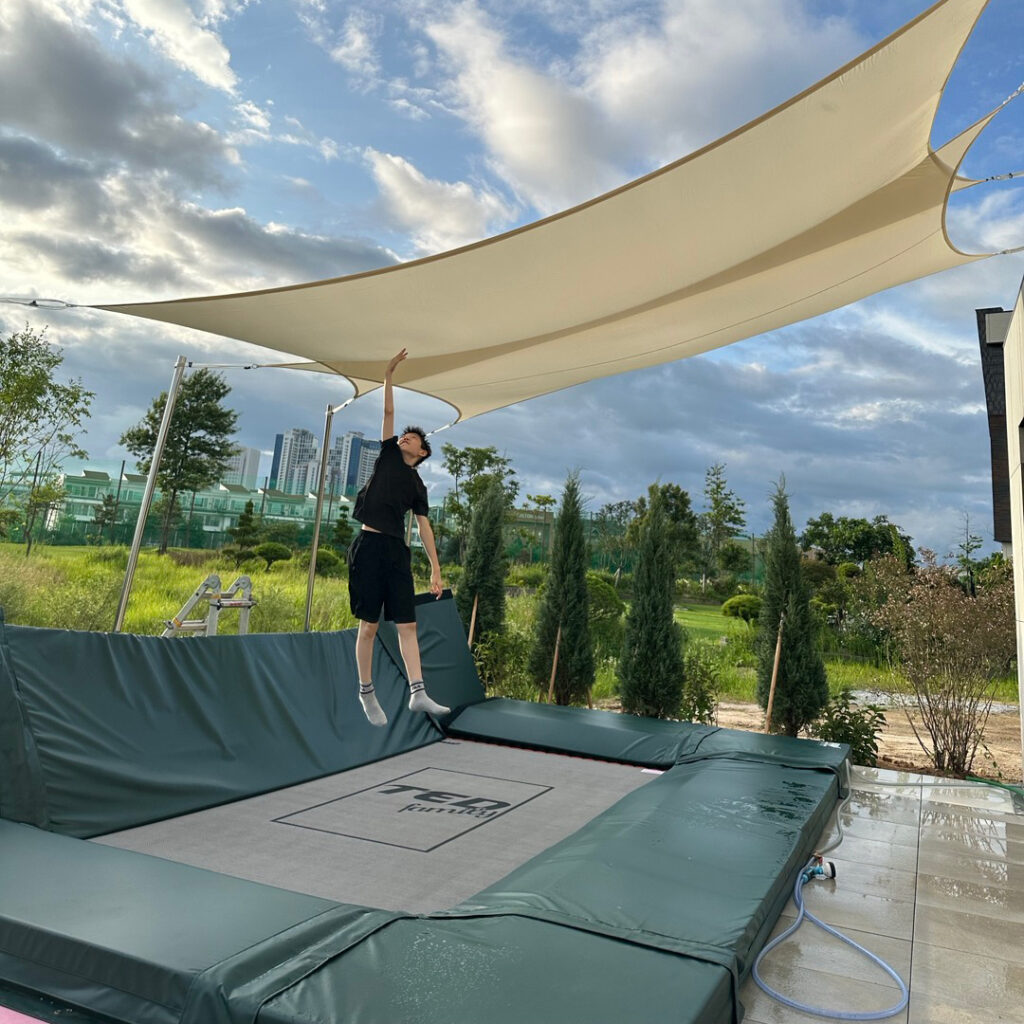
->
xmin=396 ymin=621 xmax=418 ymax=635
xmin=358 ymin=620 xmax=379 ymax=639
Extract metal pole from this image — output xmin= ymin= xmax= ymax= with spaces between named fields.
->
xmin=114 ymin=355 xmax=187 ymax=632
xmin=304 ymin=402 xmax=335 ymax=632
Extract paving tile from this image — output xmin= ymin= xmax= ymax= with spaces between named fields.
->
xmin=818 ymin=814 xmax=919 ymax=850
xmin=908 ymin=942 xmax=1024 ymax=1023
xmin=920 ymin=783 xmax=1019 ymax=816
xmin=913 ymin=902 xmax=1024 ymax=958
xmin=827 ymin=860 xmax=917 ymax=903
xmin=916 ymin=846 xmax=1024 ymax=890
xmin=777 ymin=882 xmax=915 ymax=941
xmin=918 ymin=820 xmax=1024 ymax=865
xmin=740 ymin=963 xmax=909 ymax=1024
xmin=840 ymin=790 xmax=922 ymax=827
xmin=916 ymin=871 xmax=1024 ymax=921
xmin=822 ymin=833 xmax=919 ymax=873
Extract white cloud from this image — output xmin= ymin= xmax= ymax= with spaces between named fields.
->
xmin=426 ymin=3 xmax=624 ymax=214
xmin=365 ymin=149 xmax=516 ymax=254
xmin=296 ymin=3 xmax=381 ymax=81
xmin=122 ymin=0 xmax=237 ymax=92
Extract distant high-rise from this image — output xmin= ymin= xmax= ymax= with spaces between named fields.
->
xmin=324 ymin=431 xmax=381 ymax=496
xmin=222 ymin=446 xmax=261 ymax=489
xmin=269 ymin=434 xmax=284 ymax=490
xmin=278 ymin=428 xmax=319 ymax=494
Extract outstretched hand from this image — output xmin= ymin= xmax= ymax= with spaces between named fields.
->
xmin=386 ymin=348 xmax=408 ymax=376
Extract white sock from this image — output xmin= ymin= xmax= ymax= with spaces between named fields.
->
xmin=358 ymin=683 xmax=387 ymax=727
xmin=408 ymin=681 xmax=449 ymax=716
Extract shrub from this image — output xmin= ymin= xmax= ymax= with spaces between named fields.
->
xmin=586 ymin=572 xmax=626 ymax=661
xmin=506 ymin=564 xmax=546 ymax=589
xmin=473 ymin=627 xmax=536 ymax=701
xmin=722 ymin=594 xmax=762 ymax=622
xmin=812 ymin=688 xmax=886 ymax=767
xmin=254 ymin=542 xmax=293 ymax=571
xmin=681 ymin=643 xmax=720 ymax=725
xmin=298 ymin=547 xmax=344 ymax=577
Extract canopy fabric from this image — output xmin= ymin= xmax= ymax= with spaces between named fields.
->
xmin=97 ymin=0 xmax=998 ymax=422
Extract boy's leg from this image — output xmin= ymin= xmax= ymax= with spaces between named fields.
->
xmin=355 ymin=619 xmax=387 ymax=726
xmin=396 ymin=621 xmax=449 ymax=716
xmin=348 ymin=533 xmax=388 ymax=726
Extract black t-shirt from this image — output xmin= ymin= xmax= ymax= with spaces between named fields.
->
xmin=352 ymin=436 xmax=429 ymax=539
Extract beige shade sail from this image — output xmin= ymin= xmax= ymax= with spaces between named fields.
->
xmin=97 ymin=0 xmax=1004 ymax=422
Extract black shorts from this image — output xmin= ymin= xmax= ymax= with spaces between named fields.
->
xmin=347 ymin=530 xmax=416 ymax=624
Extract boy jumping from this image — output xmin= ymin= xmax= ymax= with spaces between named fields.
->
xmin=348 ymin=348 xmax=449 ymax=726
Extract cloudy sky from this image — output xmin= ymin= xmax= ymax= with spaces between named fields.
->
xmin=1 ymin=0 xmax=1023 ymax=556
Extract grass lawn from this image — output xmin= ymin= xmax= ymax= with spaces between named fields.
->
xmin=1 ymin=543 xmax=1017 ymax=706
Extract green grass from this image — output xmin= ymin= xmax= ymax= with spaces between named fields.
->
xmin=2 ymin=544 xmax=1018 ymax=707
xmin=0 ymin=542 xmax=360 ymax=635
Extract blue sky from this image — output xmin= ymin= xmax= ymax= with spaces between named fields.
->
xmin=1 ymin=0 xmax=1022 ymax=555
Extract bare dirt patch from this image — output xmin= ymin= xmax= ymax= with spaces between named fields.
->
xmin=596 ymin=697 xmax=1022 ymax=780
xmin=715 ymin=699 xmax=1022 ymax=781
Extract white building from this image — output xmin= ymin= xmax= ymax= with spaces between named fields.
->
xmin=222 ymin=446 xmax=261 ymax=489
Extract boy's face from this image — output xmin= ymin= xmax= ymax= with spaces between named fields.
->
xmin=398 ymin=431 xmax=427 ymax=463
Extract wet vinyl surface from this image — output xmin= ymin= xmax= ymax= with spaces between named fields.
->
xmin=739 ymin=766 xmax=1024 ymax=1024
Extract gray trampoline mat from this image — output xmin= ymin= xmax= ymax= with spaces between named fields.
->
xmin=93 ymin=739 xmax=656 ymax=914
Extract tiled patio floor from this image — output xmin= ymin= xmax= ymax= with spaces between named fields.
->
xmin=740 ymin=766 xmax=1024 ymax=1023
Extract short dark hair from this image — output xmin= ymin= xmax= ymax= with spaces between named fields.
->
xmin=402 ymin=425 xmax=431 ymax=465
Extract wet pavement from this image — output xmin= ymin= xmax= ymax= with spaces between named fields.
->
xmin=740 ymin=765 xmax=1024 ymax=1023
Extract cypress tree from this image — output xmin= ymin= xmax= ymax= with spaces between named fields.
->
xmin=619 ymin=484 xmax=685 ymax=718
xmin=755 ymin=479 xmax=828 ymax=736
xmin=456 ymin=477 xmax=507 ymax=650
xmin=529 ymin=471 xmax=594 ymax=704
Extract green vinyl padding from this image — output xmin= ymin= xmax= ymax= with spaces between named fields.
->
xmin=0 ymin=595 xmax=484 ymax=838
xmin=445 ymin=696 xmax=849 ymax=775
xmin=256 ymin=914 xmax=735 ymax=1024
xmin=445 ymin=696 xmax=717 ymax=765
xmin=0 ymin=819 xmax=400 ymax=1024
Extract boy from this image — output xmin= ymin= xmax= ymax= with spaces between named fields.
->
xmin=348 ymin=348 xmax=449 ymax=726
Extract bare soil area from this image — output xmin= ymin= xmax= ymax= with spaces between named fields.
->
xmin=715 ymin=700 xmax=1022 ymax=781
xmin=595 ymin=698 xmax=1022 ymax=780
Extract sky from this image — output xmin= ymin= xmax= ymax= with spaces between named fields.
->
xmin=1 ymin=0 xmax=1023 ymax=557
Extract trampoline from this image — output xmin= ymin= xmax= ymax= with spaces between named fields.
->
xmin=0 ymin=595 xmax=848 ymax=1024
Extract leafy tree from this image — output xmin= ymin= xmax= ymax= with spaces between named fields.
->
xmin=755 ymin=480 xmax=828 ymax=736
xmin=331 ymin=507 xmax=354 ymax=551
xmin=0 ymin=325 xmax=94 ymax=537
xmin=529 ymin=472 xmax=594 ymax=704
xmin=527 ymin=493 xmax=557 ymax=561
xmin=698 ymin=464 xmax=746 ymax=590
xmin=457 ymin=478 xmax=507 ymax=651
xmin=593 ymin=499 xmax=636 ymax=575
xmin=441 ymin=444 xmax=518 ymax=561
xmin=228 ymin=500 xmax=262 ymax=549
xmin=91 ymin=493 xmax=119 ymax=542
xmin=254 ymin=541 xmax=293 ymax=571
xmin=262 ymin=521 xmax=300 ymax=547
xmin=627 ymin=482 xmax=698 ymax=570
xmin=22 ymin=477 xmax=65 ymax=556
xmin=800 ymin=512 xmax=913 ymax=567
xmin=120 ymin=368 xmax=238 ymax=554
xmin=586 ymin=572 xmax=626 ymax=661
xmin=873 ymin=553 xmax=1015 ymax=776
xmin=953 ymin=511 xmax=984 ymax=597
xmin=619 ymin=485 xmax=685 ymax=718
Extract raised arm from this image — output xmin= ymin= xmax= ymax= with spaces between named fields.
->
xmin=382 ymin=348 xmax=407 ymax=440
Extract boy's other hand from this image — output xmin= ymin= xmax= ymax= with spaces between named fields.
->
xmin=430 ymin=569 xmax=443 ymax=598
xmin=386 ymin=348 xmax=408 ymax=376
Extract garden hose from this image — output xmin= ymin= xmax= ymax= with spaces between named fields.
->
xmin=753 ymin=763 xmax=1020 ymax=1019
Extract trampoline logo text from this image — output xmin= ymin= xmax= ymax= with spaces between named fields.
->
xmin=377 ymin=783 xmax=511 ymax=819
